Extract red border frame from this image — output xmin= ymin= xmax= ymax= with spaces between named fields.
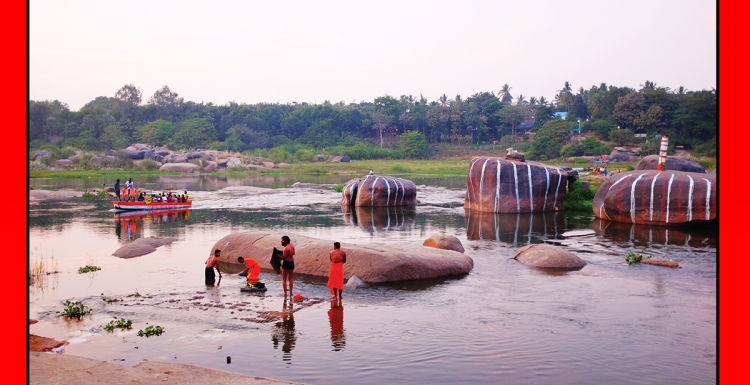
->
xmin=11 ymin=0 xmax=731 ymax=383
xmin=5 ymin=1 xmax=27 ymax=383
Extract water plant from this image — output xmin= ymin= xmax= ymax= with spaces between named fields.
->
xmin=78 ymin=265 xmax=102 ymax=274
xmin=137 ymin=325 xmax=165 ymax=337
xmin=60 ymin=300 xmax=92 ymax=319
xmin=103 ymin=317 xmax=133 ymax=332
xmin=626 ymin=248 xmax=653 ymax=265
xmin=127 ymin=289 xmax=141 ymax=297
xmin=101 ymin=294 xmax=119 ymax=303
xmin=334 ymin=183 xmax=344 ymax=192
xmin=82 ymin=191 xmax=96 ymax=200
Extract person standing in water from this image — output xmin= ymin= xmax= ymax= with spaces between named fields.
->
xmin=205 ymin=249 xmax=222 ymax=285
xmin=327 ymin=242 xmax=346 ymax=299
xmin=114 ymin=179 xmax=121 ymax=201
xmin=280 ymin=236 xmax=295 ymax=297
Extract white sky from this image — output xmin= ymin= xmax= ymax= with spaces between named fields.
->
xmin=30 ymin=0 xmax=717 ymax=111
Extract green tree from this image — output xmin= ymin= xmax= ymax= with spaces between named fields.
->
xmin=528 ymin=119 xmax=571 ymax=160
xmin=171 ymin=118 xmax=217 ymax=149
xmin=608 ymin=128 xmax=634 ymax=146
xmin=135 ymin=119 xmax=174 ymax=146
xmin=499 ymin=84 xmax=513 ymax=103
xmin=398 ymin=131 xmax=430 ymax=159
xmin=99 ymin=124 xmax=130 ymax=150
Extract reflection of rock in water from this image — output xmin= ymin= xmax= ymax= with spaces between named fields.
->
xmin=328 ymin=300 xmax=345 ymax=351
xmin=592 ymin=218 xmax=716 ymax=248
xmin=341 ymin=205 xmax=416 ymax=233
xmin=271 ymin=301 xmax=296 ymax=363
xmin=465 ymin=209 xmax=565 ymax=246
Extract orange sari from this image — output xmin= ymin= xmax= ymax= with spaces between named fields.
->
xmin=327 ymin=262 xmax=344 ymax=294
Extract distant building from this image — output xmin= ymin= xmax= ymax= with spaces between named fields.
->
xmin=518 ymin=119 xmax=535 ymax=135
xmin=553 ymin=112 xmax=568 ymax=120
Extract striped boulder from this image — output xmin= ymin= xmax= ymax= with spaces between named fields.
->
xmin=340 ymin=175 xmax=417 ymax=207
xmin=464 ymin=157 xmax=569 ymax=213
xmin=592 ymin=170 xmax=716 ymax=225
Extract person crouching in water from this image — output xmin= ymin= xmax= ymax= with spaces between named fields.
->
xmin=205 ymin=249 xmax=222 ymax=286
xmin=327 ymin=242 xmax=346 ymax=299
xmin=238 ymin=256 xmax=261 ymax=287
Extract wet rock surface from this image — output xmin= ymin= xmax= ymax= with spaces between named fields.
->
xmin=342 ymin=175 xmax=417 ymax=207
xmin=641 ymin=258 xmax=680 ymax=268
xmin=112 ymin=237 xmax=178 ymax=258
xmin=514 ymin=244 xmax=586 ymax=270
xmin=211 ymin=231 xmax=473 ymax=283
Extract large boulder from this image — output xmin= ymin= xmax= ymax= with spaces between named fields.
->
xmin=186 ymin=151 xmax=205 ymax=160
xmin=203 ymin=162 xmax=217 ymax=172
xmin=593 ymin=170 xmax=716 ymax=225
xmin=641 ymin=258 xmax=680 ymax=268
xmin=226 ymin=157 xmax=243 ymax=168
xmin=341 ymin=155 xmax=351 ymax=162
xmin=159 ymin=162 xmax=201 ymax=173
xmin=342 ymin=175 xmax=417 ymax=207
xmin=120 ymin=148 xmax=146 ymax=160
xmin=514 ymin=244 xmax=586 ymax=270
xmin=465 ymin=157 xmax=568 ymax=213
xmin=423 ymin=234 xmax=465 ymax=253
xmin=211 ymin=231 xmax=473 ymax=283
xmin=262 ymin=161 xmax=276 ymax=169
xmin=608 ymin=147 xmax=640 ymax=162
xmin=636 ymin=155 xmax=706 ymax=173
xmin=330 ymin=156 xmax=344 ymax=163
xmin=31 ymin=150 xmax=51 ymax=161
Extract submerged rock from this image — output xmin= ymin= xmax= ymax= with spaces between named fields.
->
xmin=423 ymin=234 xmax=465 ymax=253
xmin=514 ymin=244 xmax=586 ymax=270
xmin=211 ymin=231 xmax=473 ymax=283
xmin=341 ymin=175 xmax=417 ymax=207
xmin=641 ymin=258 xmax=680 ymax=268
xmin=112 ymin=237 xmax=177 ymax=258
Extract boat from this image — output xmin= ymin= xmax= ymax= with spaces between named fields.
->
xmin=113 ymin=199 xmax=192 ymax=211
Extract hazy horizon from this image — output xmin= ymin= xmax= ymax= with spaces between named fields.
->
xmin=31 ymin=0 xmax=716 ymax=111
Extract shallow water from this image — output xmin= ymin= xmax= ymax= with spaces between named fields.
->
xmin=29 ymin=175 xmax=716 ymax=385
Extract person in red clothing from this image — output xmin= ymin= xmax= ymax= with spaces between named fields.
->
xmin=327 ymin=242 xmax=346 ymax=299
xmin=237 ymin=256 xmax=261 ymax=286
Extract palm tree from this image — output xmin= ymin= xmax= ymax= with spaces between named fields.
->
xmin=538 ymin=96 xmax=548 ymax=106
xmin=529 ymin=97 xmax=538 ymax=106
xmin=499 ymin=84 xmax=513 ymax=103
xmin=516 ymin=95 xmax=527 ymax=105
xmin=556 ymin=81 xmax=574 ymax=111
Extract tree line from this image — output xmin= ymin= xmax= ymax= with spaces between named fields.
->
xmin=29 ymin=81 xmax=716 ymax=159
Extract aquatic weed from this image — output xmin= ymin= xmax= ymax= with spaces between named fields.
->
xmin=626 ymin=248 xmax=652 ymax=265
xmin=137 ymin=325 xmax=165 ymax=337
xmin=103 ymin=317 xmax=133 ymax=332
xmin=78 ymin=265 xmax=102 ymax=274
xmin=60 ymin=300 xmax=92 ymax=319
xmin=334 ymin=183 xmax=344 ymax=192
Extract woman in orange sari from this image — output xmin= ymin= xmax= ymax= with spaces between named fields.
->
xmin=327 ymin=242 xmax=346 ymax=298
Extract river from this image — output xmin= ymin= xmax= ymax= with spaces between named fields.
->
xmin=29 ymin=174 xmax=716 ymax=385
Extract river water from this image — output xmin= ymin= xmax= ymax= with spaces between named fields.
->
xmin=29 ymin=174 xmax=716 ymax=385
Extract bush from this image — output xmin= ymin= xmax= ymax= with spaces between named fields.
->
xmin=135 ymin=159 xmax=159 ymax=171
xmin=581 ymin=137 xmax=613 ymax=156
xmin=295 ymin=148 xmax=316 ymax=162
xmin=398 ymin=132 xmax=430 ymax=159
xmin=609 ymin=129 xmax=634 ymax=146
xmin=60 ymin=146 xmax=78 ymax=159
xmin=563 ymin=180 xmax=597 ymax=211
xmin=208 ymin=141 xmax=228 ymax=151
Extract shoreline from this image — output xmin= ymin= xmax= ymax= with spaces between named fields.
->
xmin=30 ymin=352 xmax=303 ymax=385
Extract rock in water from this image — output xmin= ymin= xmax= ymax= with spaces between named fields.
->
xmin=636 ymin=155 xmax=706 ymax=173
xmin=211 ymin=231 xmax=473 ymax=283
xmin=641 ymin=258 xmax=680 ymax=268
xmin=340 ymin=175 xmax=417 ymax=207
xmin=593 ymin=170 xmax=716 ymax=225
xmin=514 ymin=244 xmax=586 ymax=270
xmin=423 ymin=234 xmax=465 ymax=253
xmin=465 ymin=157 xmax=569 ymax=213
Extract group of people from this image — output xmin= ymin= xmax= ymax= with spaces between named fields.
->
xmin=113 ymin=178 xmax=190 ymax=203
xmin=205 ymin=236 xmax=347 ymax=299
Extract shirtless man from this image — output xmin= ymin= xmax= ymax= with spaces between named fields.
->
xmin=280 ymin=235 xmax=295 ymax=297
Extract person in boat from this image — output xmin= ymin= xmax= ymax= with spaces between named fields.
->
xmin=125 ymin=178 xmax=134 ymax=201
xmin=167 ymin=193 xmax=173 ymax=202
xmin=114 ymin=179 xmax=121 ymax=201
xmin=184 ymin=191 xmax=189 ymax=201
xmin=327 ymin=242 xmax=346 ymax=299
xmin=206 ymin=249 xmax=222 ymax=285
xmin=137 ymin=192 xmax=145 ymax=202
xmin=238 ymin=256 xmax=262 ymax=286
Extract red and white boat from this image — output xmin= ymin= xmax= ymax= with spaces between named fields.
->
xmin=113 ymin=199 xmax=192 ymax=211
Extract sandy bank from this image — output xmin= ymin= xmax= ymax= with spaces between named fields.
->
xmin=31 ymin=352 xmax=303 ymax=385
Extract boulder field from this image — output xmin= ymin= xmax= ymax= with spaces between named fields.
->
xmin=210 ymin=231 xmax=473 ymax=283
xmin=464 ymin=157 xmax=571 ymax=213
xmin=592 ymin=170 xmax=716 ymax=225
xmin=514 ymin=244 xmax=586 ymax=270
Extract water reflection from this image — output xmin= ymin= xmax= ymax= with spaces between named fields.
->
xmin=341 ymin=205 xmax=416 ymax=233
xmin=465 ymin=210 xmax=566 ymax=246
xmin=591 ymin=218 xmax=717 ymax=248
xmin=114 ymin=209 xmax=191 ymax=240
xmin=328 ymin=299 xmax=345 ymax=351
xmin=271 ymin=299 xmax=296 ymax=363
